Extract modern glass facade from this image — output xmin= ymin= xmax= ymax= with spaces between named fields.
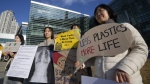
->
xmin=0 ymin=38 xmax=14 ymax=44
xmin=21 ymin=22 xmax=28 ymax=35
xmin=26 ymin=1 xmax=90 ymax=45
xmin=109 ymin=0 xmax=150 ymax=47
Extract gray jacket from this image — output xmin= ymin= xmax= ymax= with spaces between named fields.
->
xmin=38 ymin=39 xmax=54 ymax=46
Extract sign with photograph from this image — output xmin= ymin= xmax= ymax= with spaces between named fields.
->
xmin=54 ymin=29 xmax=80 ymax=50
xmin=75 ymin=23 xmax=133 ymax=72
xmin=3 ymin=42 xmax=21 ymax=52
xmin=28 ymin=46 xmax=55 ymax=83
xmin=7 ymin=46 xmax=55 ymax=83
xmin=53 ymin=49 xmax=88 ymax=84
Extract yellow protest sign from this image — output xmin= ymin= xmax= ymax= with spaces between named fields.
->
xmin=0 ymin=43 xmax=3 ymax=50
xmin=54 ymin=29 xmax=80 ymax=50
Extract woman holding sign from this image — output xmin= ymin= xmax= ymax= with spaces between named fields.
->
xmin=76 ymin=4 xmax=148 ymax=84
xmin=3 ymin=34 xmax=25 ymax=84
xmin=39 ymin=27 xmax=54 ymax=46
xmin=27 ymin=27 xmax=55 ymax=84
xmin=71 ymin=24 xmax=93 ymax=77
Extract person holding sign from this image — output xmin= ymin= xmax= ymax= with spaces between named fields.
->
xmin=3 ymin=34 xmax=25 ymax=84
xmin=27 ymin=27 xmax=55 ymax=84
xmin=75 ymin=4 xmax=148 ymax=84
xmin=71 ymin=24 xmax=81 ymax=40
xmin=71 ymin=24 xmax=93 ymax=77
xmin=39 ymin=27 xmax=54 ymax=46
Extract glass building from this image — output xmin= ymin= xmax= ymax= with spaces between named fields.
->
xmin=21 ymin=22 xmax=28 ymax=35
xmin=109 ymin=0 xmax=150 ymax=47
xmin=26 ymin=1 xmax=90 ymax=45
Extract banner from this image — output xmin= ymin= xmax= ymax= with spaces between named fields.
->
xmin=54 ymin=29 xmax=80 ymax=50
xmin=53 ymin=49 xmax=88 ymax=84
xmin=3 ymin=42 xmax=21 ymax=52
xmin=75 ymin=23 xmax=133 ymax=72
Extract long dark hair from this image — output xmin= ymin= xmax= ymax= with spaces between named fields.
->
xmin=43 ymin=27 xmax=54 ymax=39
xmin=15 ymin=34 xmax=24 ymax=45
xmin=94 ymin=4 xmax=117 ymax=25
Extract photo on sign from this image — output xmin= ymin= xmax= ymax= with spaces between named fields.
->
xmin=28 ymin=46 xmax=55 ymax=83
xmin=53 ymin=49 xmax=88 ymax=84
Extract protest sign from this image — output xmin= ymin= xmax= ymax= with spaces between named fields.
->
xmin=6 ymin=45 xmax=38 ymax=78
xmin=54 ymin=29 xmax=80 ymax=50
xmin=82 ymin=76 xmax=129 ymax=84
xmin=0 ymin=51 xmax=2 ymax=59
xmin=3 ymin=42 xmax=21 ymax=52
xmin=53 ymin=49 xmax=88 ymax=84
xmin=28 ymin=46 xmax=55 ymax=83
xmin=75 ymin=23 xmax=133 ymax=72
xmin=0 ymin=43 xmax=3 ymax=50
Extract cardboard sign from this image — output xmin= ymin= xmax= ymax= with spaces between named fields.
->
xmin=75 ymin=23 xmax=133 ymax=72
xmin=53 ymin=49 xmax=88 ymax=84
xmin=3 ymin=42 xmax=21 ymax=52
xmin=54 ymin=29 xmax=80 ymax=50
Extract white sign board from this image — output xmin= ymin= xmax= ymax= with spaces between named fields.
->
xmin=6 ymin=45 xmax=38 ymax=78
xmin=3 ymin=42 xmax=21 ymax=52
xmin=82 ymin=76 xmax=129 ymax=84
xmin=75 ymin=23 xmax=133 ymax=72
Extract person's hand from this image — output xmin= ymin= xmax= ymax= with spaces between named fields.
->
xmin=9 ymin=52 xmax=15 ymax=57
xmin=3 ymin=52 xmax=9 ymax=56
xmin=54 ymin=35 xmax=58 ymax=39
xmin=75 ymin=61 xmax=85 ymax=69
xmin=115 ymin=69 xmax=130 ymax=83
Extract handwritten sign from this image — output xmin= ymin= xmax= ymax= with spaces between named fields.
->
xmin=53 ymin=49 xmax=88 ymax=84
xmin=75 ymin=23 xmax=133 ymax=72
xmin=3 ymin=42 xmax=21 ymax=52
xmin=54 ymin=29 xmax=80 ymax=50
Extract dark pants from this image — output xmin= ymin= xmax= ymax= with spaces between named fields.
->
xmin=87 ymin=67 xmax=92 ymax=76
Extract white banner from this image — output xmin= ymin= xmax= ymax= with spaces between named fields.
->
xmin=82 ymin=76 xmax=129 ymax=84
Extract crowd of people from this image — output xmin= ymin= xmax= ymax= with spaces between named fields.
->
xmin=2 ymin=4 xmax=148 ymax=84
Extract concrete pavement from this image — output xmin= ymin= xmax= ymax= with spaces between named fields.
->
xmin=0 ymin=62 xmax=7 ymax=83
